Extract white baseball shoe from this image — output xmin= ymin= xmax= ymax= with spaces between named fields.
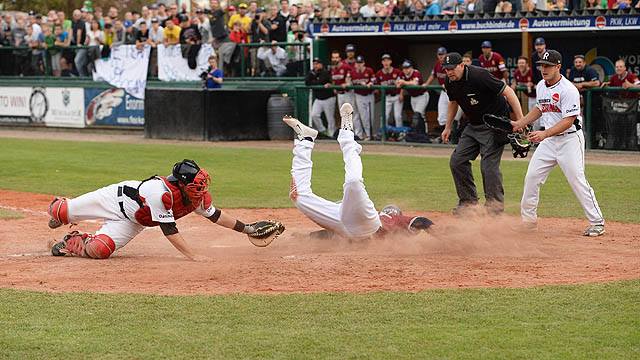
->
xmin=283 ymin=115 xmax=318 ymax=142
xmin=583 ymin=224 xmax=605 ymax=237
xmin=340 ymin=103 xmax=354 ymax=132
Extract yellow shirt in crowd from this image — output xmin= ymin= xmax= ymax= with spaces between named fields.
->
xmin=228 ymin=14 xmax=252 ymax=33
xmin=164 ymin=26 xmax=181 ymax=44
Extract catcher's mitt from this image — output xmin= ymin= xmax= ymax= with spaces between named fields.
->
xmin=482 ymin=114 xmax=532 ymax=158
xmin=482 ymin=114 xmax=513 ymax=133
xmin=246 ymin=220 xmax=285 ymax=247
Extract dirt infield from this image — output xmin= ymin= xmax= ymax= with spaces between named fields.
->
xmin=0 ymin=190 xmax=637 ymax=295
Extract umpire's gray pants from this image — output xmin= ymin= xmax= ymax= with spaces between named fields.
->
xmin=449 ymin=123 xmax=508 ymax=209
xmin=311 ymin=97 xmax=336 ymax=135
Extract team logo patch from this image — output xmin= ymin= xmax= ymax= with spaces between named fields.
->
xmin=552 ymin=93 xmax=560 ymax=102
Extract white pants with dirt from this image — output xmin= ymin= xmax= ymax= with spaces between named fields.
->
xmin=385 ymin=94 xmax=403 ymax=127
xmin=67 ymin=181 xmax=145 ymax=249
xmin=521 ymin=131 xmax=604 ymax=225
xmin=354 ymin=93 xmax=374 ymax=139
xmin=290 ymin=129 xmax=381 ymax=238
xmin=311 ymin=97 xmax=336 ymax=135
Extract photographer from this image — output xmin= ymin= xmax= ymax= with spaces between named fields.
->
xmin=285 ymin=22 xmax=310 ymax=77
xmin=250 ymin=9 xmax=271 ymax=77
xmin=202 ymin=55 xmax=223 ymax=89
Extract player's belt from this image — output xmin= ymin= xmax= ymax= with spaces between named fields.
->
xmin=117 ymin=185 xmax=144 ymax=220
xmin=556 ymin=130 xmax=577 ymax=136
xmin=117 ymin=186 xmax=130 ymax=220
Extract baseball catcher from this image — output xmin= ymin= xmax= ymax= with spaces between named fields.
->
xmin=284 ymin=103 xmax=434 ymax=240
xmin=47 ymin=159 xmax=284 ymax=260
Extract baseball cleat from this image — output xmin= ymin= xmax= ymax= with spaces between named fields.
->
xmin=283 ymin=115 xmax=318 ymax=142
xmin=583 ymin=224 xmax=605 ymax=237
xmin=340 ymin=103 xmax=354 ymax=132
xmin=47 ymin=197 xmax=64 ymax=229
xmin=511 ymin=221 xmax=538 ymax=232
xmin=51 ymin=240 xmax=67 ymax=256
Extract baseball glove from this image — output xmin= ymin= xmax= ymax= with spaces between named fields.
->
xmin=246 ymin=220 xmax=285 ymax=247
xmin=482 ymin=114 xmax=513 ymax=133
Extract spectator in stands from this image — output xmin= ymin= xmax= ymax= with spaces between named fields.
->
xmin=347 ymin=0 xmax=363 ymax=17
xmin=27 ymin=22 xmax=44 ymax=75
xmin=298 ymin=3 xmax=315 ymax=34
xmin=53 ymin=22 xmax=71 ymax=75
xmin=360 ymin=0 xmax=378 ymax=17
xmin=102 ymin=23 xmax=114 ymax=57
xmin=324 ymin=0 xmax=344 ymax=18
xmin=612 ymin=0 xmax=631 ymax=8
xmin=94 ymin=7 xmax=105 ymax=29
xmin=135 ymin=6 xmax=152 ymax=29
xmin=393 ymin=0 xmax=415 ymax=15
xmin=42 ymin=23 xmax=56 ymax=74
xmin=194 ymin=9 xmax=212 ymax=45
xmin=157 ymin=4 xmax=168 ymax=23
xmin=209 ymin=0 xmax=230 ymax=49
xmin=164 ymin=4 xmax=180 ymax=27
xmin=583 ymin=0 xmax=603 ymax=8
xmin=531 ymin=37 xmax=546 ymax=85
xmin=31 ymin=14 xmax=43 ymax=39
xmin=268 ymin=4 xmax=287 ymax=42
xmin=108 ymin=6 xmax=119 ymax=21
xmin=258 ymin=40 xmax=288 ymax=76
xmin=71 ymin=9 xmax=89 ymax=77
xmin=376 ymin=54 xmax=404 ymax=127
xmin=149 ymin=18 xmax=164 ymax=45
xmin=248 ymin=1 xmax=259 ymax=18
xmin=413 ymin=0 xmax=427 ymax=15
xmin=495 ymin=0 xmax=514 ymax=11
xmin=286 ymin=25 xmax=311 ymax=76
xmin=603 ymin=59 xmax=640 ymax=97
xmin=11 ymin=16 xmax=30 ymax=76
xmin=280 ymin=0 xmax=292 ymax=25
xmin=568 ymin=54 xmax=600 ymax=93
xmin=375 ymin=2 xmax=389 ymax=16
xmin=483 ymin=0 xmax=498 ymax=13
xmin=250 ymin=8 xmax=270 ymax=76
xmin=205 ymin=55 xmax=224 ymax=88
xmin=229 ymin=3 xmax=253 ymax=34
xmin=86 ymin=19 xmax=104 ymax=73
xmin=124 ymin=11 xmax=134 ymax=28
xmin=478 ymin=41 xmax=508 ymax=82
xmin=112 ymin=19 xmax=126 ymax=46
xmin=319 ymin=0 xmax=330 ymax=17
xmin=306 ymin=58 xmax=336 ymax=136
xmin=522 ymin=0 xmax=537 ymax=11
xmin=163 ymin=18 xmax=181 ymax=45
xmin=229 ymin=21 xmax=248 ymax=75
xmin=124 ymin=23 xmax=137 ymax=45
xmin=135 ymin=21 xmax=149 ymax=50
xmin=442 ymin=0 xmax=461 ymax=13
xmin=460 ymin=0 xmax=482 ymax=13
xmin=58 ymin=11 xmax=72 ymax=31
xmin=548 ymin=0 xmax=569 ymax=10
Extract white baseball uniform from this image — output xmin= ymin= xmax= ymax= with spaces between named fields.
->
xmin=290 ymin=129 xmax=381 ymax=238
xmin=67 ymin=178 xmax=216 ymax=249
xmin=521 ymin=75 xmax=604 ymax=225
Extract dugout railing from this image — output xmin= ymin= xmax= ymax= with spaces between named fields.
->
xmin=297 ymin=84 xmax=640 ymax=150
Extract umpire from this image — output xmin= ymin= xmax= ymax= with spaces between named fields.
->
xmin=441 ymin=52 xmax=524 ymax=214
xmin=305 ymin=57 xmax=336 ymax=137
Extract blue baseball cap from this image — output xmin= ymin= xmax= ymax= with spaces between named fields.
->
xmin=437 ymin=47 xmax=447 ymax=55
xmin=534 ymin=37 xmax=545 ymax=45
xmin=481 ymin=40 xmax=492 ymax=48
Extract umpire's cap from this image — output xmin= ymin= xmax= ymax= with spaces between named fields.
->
xmin=536 ymin=50 xmax=562 ymax=66
xmin=442 ymin=52 xmax=463 ymax=69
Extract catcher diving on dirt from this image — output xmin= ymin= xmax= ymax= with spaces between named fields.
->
xmin=46 ymin=159 xmax=284 ymax=260
xmin=284 ymin=103 xmax=434 ymax=240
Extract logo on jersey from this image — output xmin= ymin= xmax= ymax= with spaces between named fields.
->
xmin=552 ymin=93 xmax=560 ymax=102
xmin=469 ymin=97 xmax=479 ymax=106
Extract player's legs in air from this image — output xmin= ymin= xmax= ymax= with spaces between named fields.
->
xmin=284 ymin=103 xmax=381 ymax=239
xmin=48 ymin=182 xmax=145 ymax=258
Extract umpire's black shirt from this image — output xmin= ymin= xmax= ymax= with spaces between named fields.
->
xmin=305 ymin=69 xmax=334 ymax=100
xmin=445 ymin=65 xmax=508 ymax=125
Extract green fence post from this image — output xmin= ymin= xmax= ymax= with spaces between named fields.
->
xmin=380 ymin=87 xmax=386 ymax=143
xmin=584 ymin=89 xmax=592 ymax=149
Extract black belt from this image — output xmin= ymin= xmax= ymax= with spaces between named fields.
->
xmin=556 ymin=130 xmax=577 ymax=137
xmin=117 ymin=185 xmax=144 ymax=220
xmin=117 ymin=186 xmax=129 ymax=220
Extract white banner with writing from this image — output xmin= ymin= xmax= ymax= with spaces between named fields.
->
xmin=157 ymin=44 xmax=215 ymax=81
xmin=93 ymin=45 xmax=150 ymax=99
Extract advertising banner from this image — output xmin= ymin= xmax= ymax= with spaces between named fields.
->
xmin=0 ymin=87 xmax=34 ymax=124
xmin=93 ymin=45 xmax=151 ymax=99
xmin=0 ymin=87 xmax=84 ymax=127
xmin=84 ymin=88 xmax=144 ymax=127
xmin=157 ymin=44 xmax=214 ymax=81
xmin=44 ymin=87 xmax=85 ymax=128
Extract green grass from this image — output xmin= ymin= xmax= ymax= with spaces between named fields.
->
xmin=0 ymin=208 xmax=22 ymax=220
xmin=1 ymin=138 xmax=638 ymax=222
xmin=0 ymin=281 xmax=638 ymax=359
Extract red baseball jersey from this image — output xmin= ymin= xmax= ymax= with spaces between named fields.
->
xmin=478 ymin=51 xmax=507 ymax=79
xmin=349 ymin=66 xmax=376 ymax=95
xmin=514 ymin=67 xmax=535 ymax=98
xmin=431 ymin=61 xmax=447 ymax=86
xmin=331 ymin=62 xmax=352 ymax=90
xmin=401 ymin=69 xmax=426 ymax=97
xmin=609 ymin=71 xmax=640 ymax=98
xmin=343 ymin=59 xmax=357 ymax=72
xmin=375 ymin=67 xmax=402 ymax=96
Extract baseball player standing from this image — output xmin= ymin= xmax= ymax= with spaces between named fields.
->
xmin=283 ymin=104 xmax=434 ymax=239
xmin=346 ymin=55 xmax=376 ymax=140
xmin=331 ymin=49 xmax=360 ymax=137
xmin=512 ymin=50 xmax=605 ymax=236
xmin=441 ymin=52 xmax=524 ymax=214
xmin=424 ymin=47 xmax=453 ymax=130
xmin=478 ymin=41 xmax=509 ymax=83
xmin=305 ymin=57 xmax=336 ymax=137
xmin=375 ymin=54 xmax=403 ymax=127
xmin=511 ymin=56 xmax=539 ymax=128
xmin=397 ymin=59 xmax=430 ymax=136
xmin=47 ymin=160 xmax=281 ymax=259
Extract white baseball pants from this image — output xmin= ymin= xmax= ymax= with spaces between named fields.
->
xmin=311 ymin=97 xmax=336 ymax=135
xmin=67 ymin=181 xmax=145 ymax=249
xmin=385 ymin=94 xmax=403 ymax=127
xmin=354 ymin=93 xmax=374 ymax=139
xmin=290 ymin=130 xmax=382 ymax=238
xmin=521 ymin=131 xmax=604 ymax=225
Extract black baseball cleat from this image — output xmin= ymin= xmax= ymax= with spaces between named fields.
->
xmin=51 ymin=240 xmax=67 ymax=256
